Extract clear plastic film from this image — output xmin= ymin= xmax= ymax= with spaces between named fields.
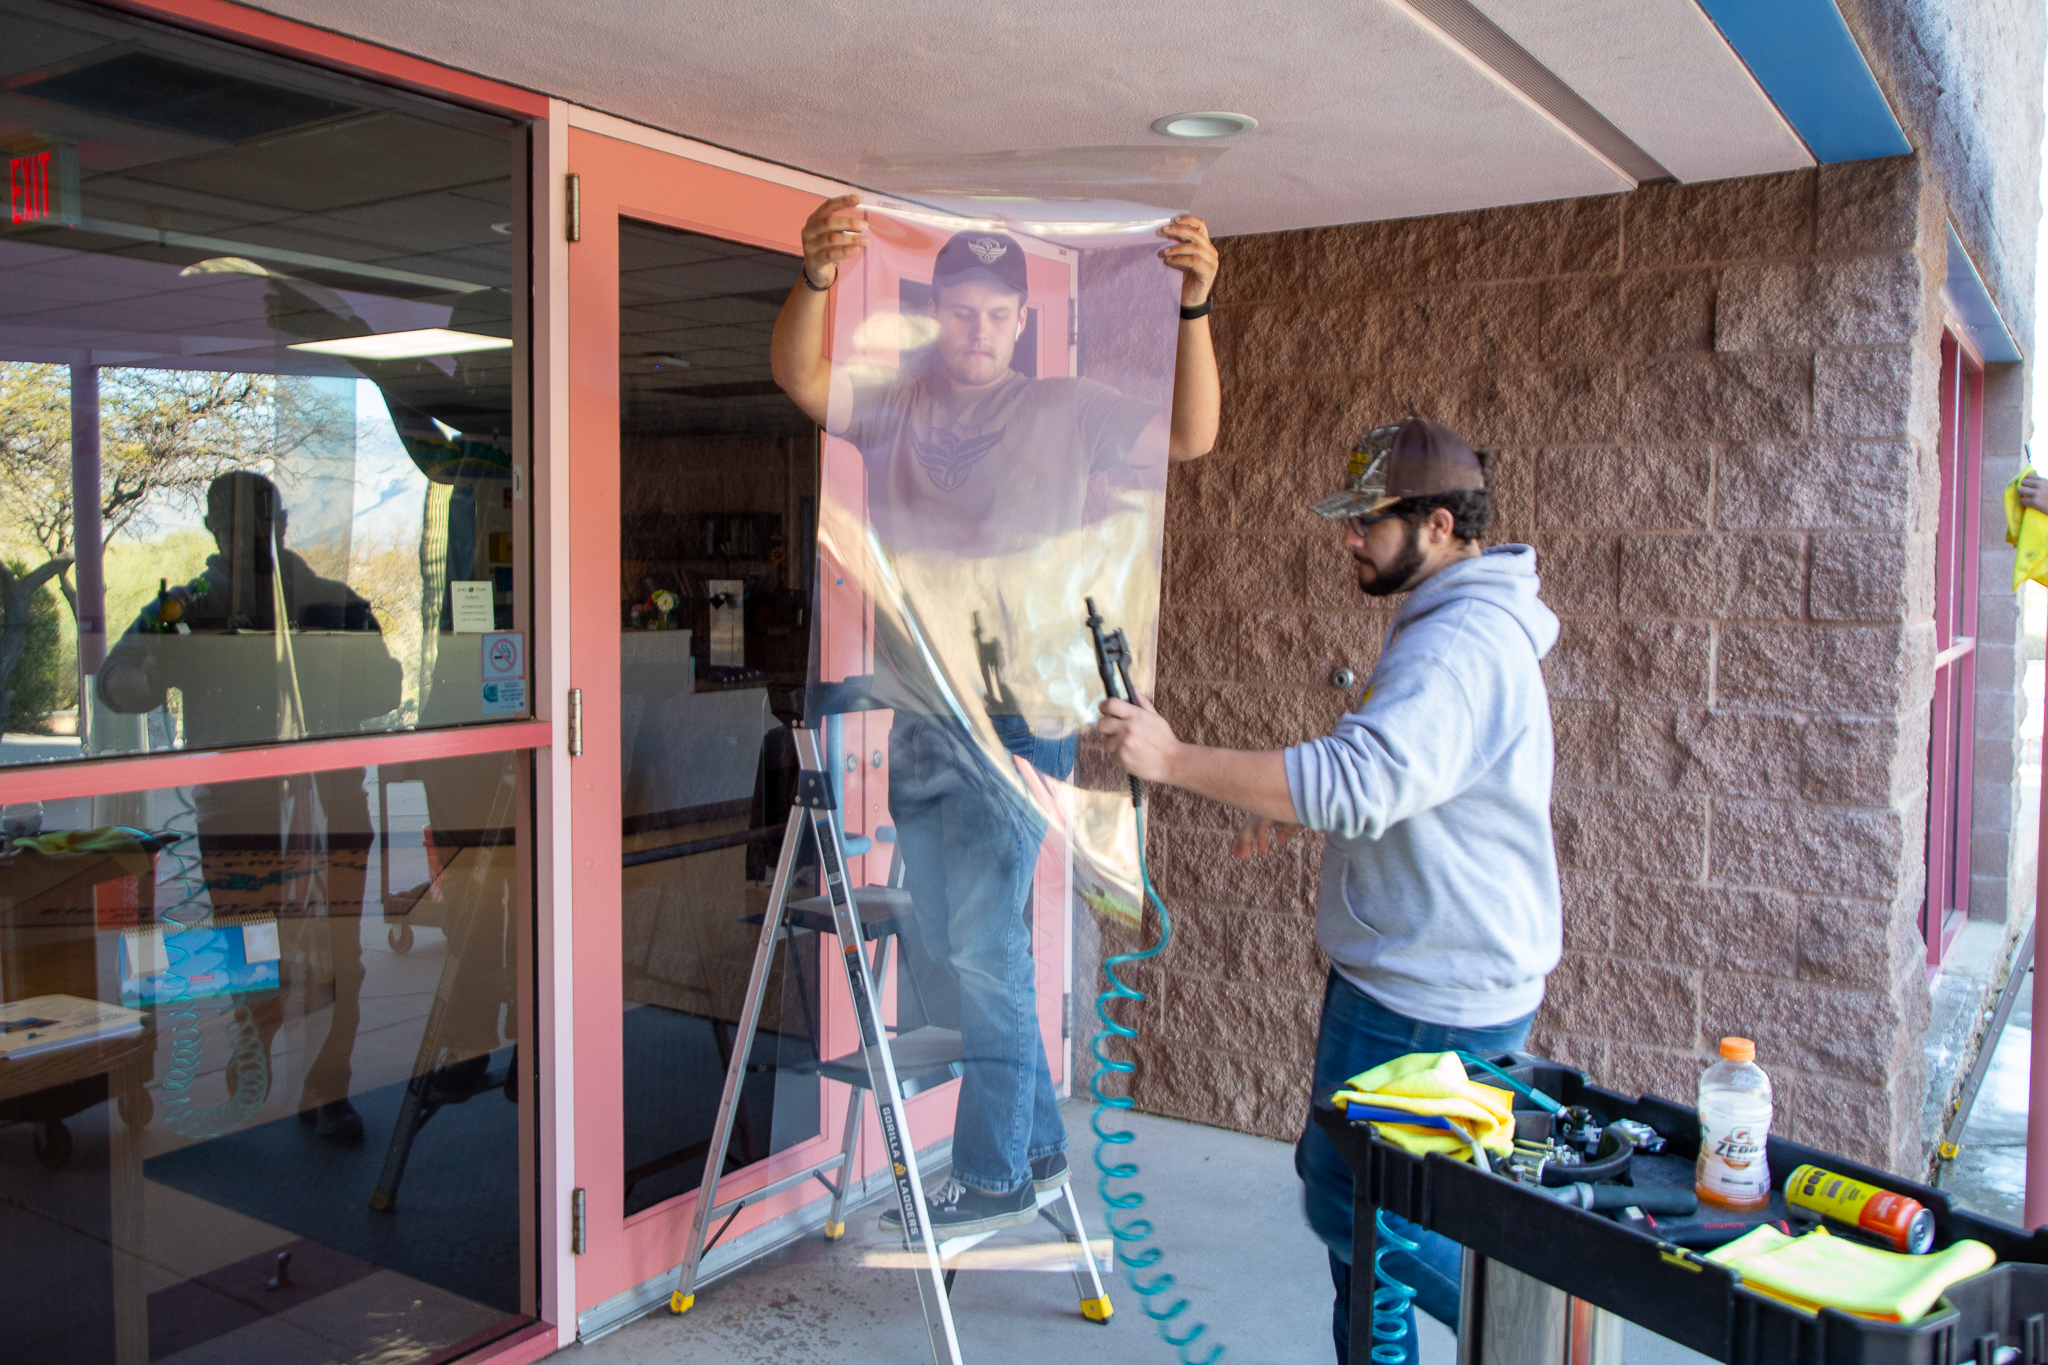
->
xmin=809 ymin=147 xmax=1214 ymax=934
xmin=780 ymin=149 xmax=1211 ymax=1308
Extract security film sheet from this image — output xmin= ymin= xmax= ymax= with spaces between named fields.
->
xmin=812 ymin=148 xmax=1213 ymax=929
xmin=789 ymin=146 xmax=1210 ymax=1297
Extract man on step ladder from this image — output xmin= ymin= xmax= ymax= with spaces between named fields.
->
xmin=767 ymin=195 xmax=1222 ymax=1235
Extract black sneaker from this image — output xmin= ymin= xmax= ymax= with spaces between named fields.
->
xmin=1031 ymin=1151 xmax=1070 ymax=1193
xmin=880 ymin=1177 xmax=1036 ymax=1238
xmin=296 ymin=1099 xmax=364 ymax=1145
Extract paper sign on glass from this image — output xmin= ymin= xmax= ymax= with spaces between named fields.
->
xmin=449 ymin=580 xmax=495 ymax=633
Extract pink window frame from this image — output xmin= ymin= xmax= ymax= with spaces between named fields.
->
xmin=1925 ymin=329 xmax=1985 ymax=975
xmin=2 ymin=6 xmax=571 ymax=1362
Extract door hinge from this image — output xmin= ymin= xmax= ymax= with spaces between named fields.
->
xmin=571 ymin=1187 xmax=586 ymax=1254
xmin=1062 ymin=991 xmax=1072 ymax=1040
xmin=567 ymin=687 xmax=583 ymax=756
xmin=566 ymin=173 xmax=581 ymax=243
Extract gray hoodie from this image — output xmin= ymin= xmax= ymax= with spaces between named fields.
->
xmin=1284 ymin=545 xmax=1562 ymax=1027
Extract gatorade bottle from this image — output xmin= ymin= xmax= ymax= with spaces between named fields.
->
xmin=1695 ymin=1037 xmax=1773 ymax=1211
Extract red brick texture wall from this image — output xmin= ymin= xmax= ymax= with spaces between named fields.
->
xmin=1122 ymin=157 xmax=1950 ymax=1174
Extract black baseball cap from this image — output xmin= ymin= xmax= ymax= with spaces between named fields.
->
xmin=931 ymin=230 xmax=1030 ymax=300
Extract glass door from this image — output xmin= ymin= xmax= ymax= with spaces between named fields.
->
xmin=565 ymin=131 xmax=1077 ymax=1319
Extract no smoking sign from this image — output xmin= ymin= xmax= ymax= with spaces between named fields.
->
xmin=481 ymin=631 xmax=526 ymax=716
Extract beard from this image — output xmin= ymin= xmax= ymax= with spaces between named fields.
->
xmin=1356 ymin=520 xmax=1425 ymax=598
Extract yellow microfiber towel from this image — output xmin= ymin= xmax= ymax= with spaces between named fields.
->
xmin=10 ymin=826 xmax=152 ymax=878
xmin=2004 ymin=471 xmax=2048 ymax=590
xmin=1705 ymin=1224 xmax=1996 ymax=1323
xmin=1330 ymin=1051 xmax=1517 ymax=1163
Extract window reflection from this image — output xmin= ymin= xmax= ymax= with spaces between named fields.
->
xmin=0 ymin=751 xmax=531 ymax=1363
xmin=0 ymin=0 xmax=526 ymax=767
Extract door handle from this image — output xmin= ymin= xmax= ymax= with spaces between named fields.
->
xmin=568 ymin=687 xmax=583 ymax=757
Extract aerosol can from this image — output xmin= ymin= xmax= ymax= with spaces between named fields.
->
xmin=1696 ymin=1036 xmax=1773 ymax=1211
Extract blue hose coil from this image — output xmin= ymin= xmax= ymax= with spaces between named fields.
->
xmin=154 ymin=791 xmax=271 ymax=1139
xmin=1088 ymin=804 xmax=1223 ymax=1365
xmin=1369 ymin=1209 xmax=1419 ymax=1364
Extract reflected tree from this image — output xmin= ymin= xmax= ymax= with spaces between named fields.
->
xmin=0 ymin=361 xmax=312 ymax=722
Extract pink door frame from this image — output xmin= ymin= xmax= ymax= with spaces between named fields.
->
xmin=1925 ymin=330 xmax=1986 ymax=976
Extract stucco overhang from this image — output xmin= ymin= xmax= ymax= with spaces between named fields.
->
xmin=234 ymin=0 xmax=1855 ymax=235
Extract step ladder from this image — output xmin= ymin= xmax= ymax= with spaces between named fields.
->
xmin=666 ymin=712 xmax=1111 ymax=1364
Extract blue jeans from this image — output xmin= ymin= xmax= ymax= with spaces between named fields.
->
xmin=889 ymin=714 xmax=1065 ymax=1195
xmin=1296 ymin=971 xmax=1534 ymax=1365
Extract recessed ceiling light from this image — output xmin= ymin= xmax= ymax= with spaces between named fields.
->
xmin=1152 ymin=111 xmax=1258 ymax=139
xmin=287 ymin=328 xmax=513 ymax=360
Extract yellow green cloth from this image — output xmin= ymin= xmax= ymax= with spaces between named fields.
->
xmin=2004 ymin=471 xmax=2048 ymax=589
xmin=1705 ymin=1224 xmax=1995 ymax=1323
xmin=10 ymin=827 xmax=152 ymax=877
xmin=1330 ymin=1051 xmax=1516 ymax=1162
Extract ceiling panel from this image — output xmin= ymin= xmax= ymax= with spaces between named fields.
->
xmin=1480 ymin=0 xmax=1811 ymax=182
xmin=254 ymin=0 xmax=1670 ymax=234
xmin=247 ymin=0 xmax=1815 ymax=234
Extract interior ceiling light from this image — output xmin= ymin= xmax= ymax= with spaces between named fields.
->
xmin=288 ymin=328 xmax=512 ymax=360
xmin=1151 ymin=111 xmax=1258 ymax=139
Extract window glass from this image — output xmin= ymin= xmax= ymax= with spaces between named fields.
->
xmin=0 ymin=0 xmax=527 ymax=767
xmin=0 ymin=750 xmax=533 ymax=1362
xmin=615 ymin=220 xmax=821 ymax=1216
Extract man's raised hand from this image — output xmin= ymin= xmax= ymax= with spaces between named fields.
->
xmin=801 ymin=195 xmax=867 ymax=290
xmin=1159 ymin=215 xmax=1219 ymax=307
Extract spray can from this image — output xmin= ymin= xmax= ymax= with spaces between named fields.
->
xmin=1784 ymin=1164 xmax=1935 ymax=1254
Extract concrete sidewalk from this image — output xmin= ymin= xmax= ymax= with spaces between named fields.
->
xmin=556 ymin=1099 xmax=1707 ymax=1365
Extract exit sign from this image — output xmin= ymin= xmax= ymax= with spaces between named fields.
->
xmin=8 ymin=140 xmax=77 ymax=229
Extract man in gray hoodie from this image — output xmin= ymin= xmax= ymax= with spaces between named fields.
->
xmin=1098 ymin=417 xmax=1561 ymax=1365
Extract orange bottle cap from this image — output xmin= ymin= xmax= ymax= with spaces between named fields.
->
xmin=1719 ymin=1037 xmax=1756 ymax=1063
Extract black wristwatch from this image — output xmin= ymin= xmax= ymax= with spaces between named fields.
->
xmin=1179 ymin=297 xmax=1213 ymax=320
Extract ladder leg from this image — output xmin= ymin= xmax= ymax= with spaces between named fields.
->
xmin=670 ymin=815 xmax=806 ymax=1315
xmin=824 ymin=932 xmax=892 ymax=1240
xmin=823 ymin=1082 xmax=864 ymax=1240
xmin=795 ymin=727 xmax=963 ymax=1365
xmin=1058 ymin=1182 xmax=1113 ymax=1323
xmin=370 ymin=767 xmax=513 ymax=1212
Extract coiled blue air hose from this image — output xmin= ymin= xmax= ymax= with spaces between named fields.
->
xmin=1369 ymin=1210 xmax=1420 ymax=1364
xmin=154 ymin=791 xmax=270 ymax=1139
xmin=1088 ymin=804 xmax=1223 ymax=1365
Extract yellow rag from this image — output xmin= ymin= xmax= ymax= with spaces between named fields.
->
xmin=10 ymin=827 xmax=153 ymax=878
xmin=2003 ymin=472 xmax=2048 ymax=590
xmin=1330 ymin=1051 xmax=1517 ymax=1162
xmin=1705 ymin=1224 xmax=1995 ymax=1323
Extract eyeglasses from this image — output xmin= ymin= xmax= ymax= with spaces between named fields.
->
xmin=1345 ymin=511 xmax=1400 ymax=538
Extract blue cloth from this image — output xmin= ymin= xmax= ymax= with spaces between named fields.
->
xmin=1297 ymin=971 xmax=1534 ymax=1365
xmin=889 ymin=713 xmax=1065 ymax=1194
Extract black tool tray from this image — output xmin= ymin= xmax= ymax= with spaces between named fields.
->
xmin=1312 ymin=1052 xmax=2048 ymax=1365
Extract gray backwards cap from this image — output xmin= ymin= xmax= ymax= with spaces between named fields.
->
xmin=1309 ymin=417 xmax=1487 ymax=520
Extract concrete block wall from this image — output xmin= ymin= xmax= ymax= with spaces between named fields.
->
xmin=1116 ymin=158 xmax=1967 ymax=1174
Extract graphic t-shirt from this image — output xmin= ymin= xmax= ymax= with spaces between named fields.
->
xmin=838 ymin=367 xmax=1159 ymax=723
xmin=844 ymin=369 xmax=1158 ymax=557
